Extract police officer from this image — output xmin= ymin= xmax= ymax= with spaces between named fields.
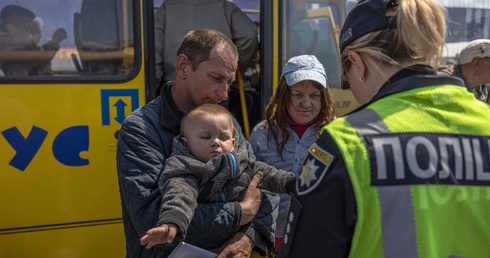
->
xmin=279 ymin=0 xmax=490 ymax=257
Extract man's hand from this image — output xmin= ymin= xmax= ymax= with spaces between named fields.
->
xmin=216 ymin=232 xmax=255 ymax=258
xmin=239 ymin=171 xmax=263 ymax=226
xmin=139 ymin=224 xmax=178 ymax=249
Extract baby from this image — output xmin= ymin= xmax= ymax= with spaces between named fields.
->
xmin=140 ymin=103 xmax=296 ymax=249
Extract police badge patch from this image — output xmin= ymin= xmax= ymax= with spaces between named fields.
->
xmin=296 ymin=143 xmax=334 ymax=195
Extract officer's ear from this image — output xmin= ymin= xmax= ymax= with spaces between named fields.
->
xmin=348 ymin=51 xmax=367 ymax=81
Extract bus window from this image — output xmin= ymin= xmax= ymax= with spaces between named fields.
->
xmin=442 ymin=0 xmax=490 ymax=64
xmin=0 ymin=0 xmax=135 ymax=78
xmin=75 ymin=0 xmax=134 ymax=75
xmin=233 ymin=0 xmax=260 ymax=23
xmin=284 ymin=0 xmax=342 ymax=88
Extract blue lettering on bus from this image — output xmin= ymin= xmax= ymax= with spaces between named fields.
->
xmin=2 ymin=125 xmax=90 ymax=171
xmin=335 ymin=100 xmax=351 ymax=109
xmin=53 ymin=126 xmax=89 ymax=166
xmin=2 ymin=126 xmax=47 ymax=171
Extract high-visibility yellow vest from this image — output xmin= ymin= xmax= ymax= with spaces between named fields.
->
xmin=325 ymin=84 xmax=490 ymax=257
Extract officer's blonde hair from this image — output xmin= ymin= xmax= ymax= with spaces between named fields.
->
xmin=341 ymin=0 xmax=447 ymax=79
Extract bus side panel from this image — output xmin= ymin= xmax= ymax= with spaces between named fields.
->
xmin=0 ymin=224 xmax=125 ymax=257
xmin=331 ymin=88 xmax=359 ymax=116
xmin=0 ymin=80 xmax=146 ymax=257
xmin=0 ymin=0 xmax=148 ymax=256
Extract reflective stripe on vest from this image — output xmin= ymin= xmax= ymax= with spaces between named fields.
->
xmin=346 ymin=109 xmax=418 ymax=258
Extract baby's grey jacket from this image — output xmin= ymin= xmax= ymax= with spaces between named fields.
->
xmin=157 ymin=136 xmax=296 ymax=244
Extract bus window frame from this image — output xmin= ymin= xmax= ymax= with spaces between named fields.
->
xmin=0 ymin=0 xmax=142 ymax=84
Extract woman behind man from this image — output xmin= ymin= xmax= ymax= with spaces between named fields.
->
xmin=249 ymin=54 xmax=336 ymax=251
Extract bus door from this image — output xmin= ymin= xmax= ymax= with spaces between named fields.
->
xmin=0 ymin=0 xmax=153 ymax=257
xmin=259 ymin=0 xmax=359 ymax=117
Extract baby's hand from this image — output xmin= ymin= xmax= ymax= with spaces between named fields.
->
xmin=139 ymin=224 xmax=178 ymax=249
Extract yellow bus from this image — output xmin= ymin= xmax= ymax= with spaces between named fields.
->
xmin=0 ymin=0 xmax=401 ymax=257
xmin=3 ymin=0 xmax=488 ymax=257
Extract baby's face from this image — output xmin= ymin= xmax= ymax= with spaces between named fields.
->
xmin=184 ymin=114 xmax=235 ymax=163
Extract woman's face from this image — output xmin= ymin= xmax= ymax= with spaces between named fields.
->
xmin=287 ymin=81 xmax=323 ymax=124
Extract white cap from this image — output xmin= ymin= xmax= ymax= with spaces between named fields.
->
xmin=280 ymin=55 xmax=327 ymax=88
xmin=459 ymin=39 xmax=490 ymax=64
